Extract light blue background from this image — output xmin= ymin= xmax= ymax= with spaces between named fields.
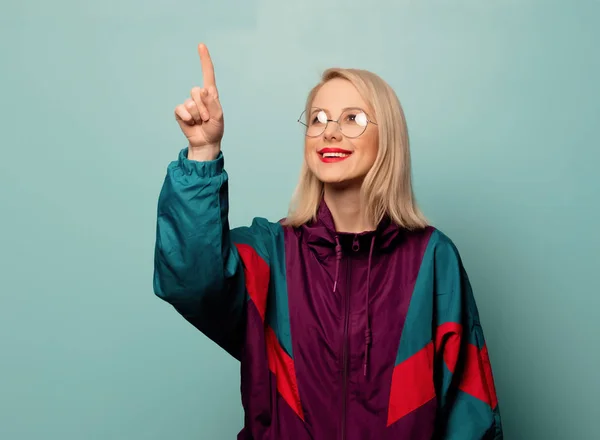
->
xmin=1 ymin=1 xmax=598 ymax=439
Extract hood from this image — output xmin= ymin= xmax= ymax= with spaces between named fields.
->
xmin=301 ymin=199 xmax=403 ymax=260
xmin=297 ymin=199 xmax=405 ymax=377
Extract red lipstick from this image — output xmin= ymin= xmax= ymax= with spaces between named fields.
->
xmin=318 ymin=147 xmax=353 ymax=163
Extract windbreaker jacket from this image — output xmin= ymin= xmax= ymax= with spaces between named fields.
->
xmin=153 ymin=148 xmax=503 ymax=440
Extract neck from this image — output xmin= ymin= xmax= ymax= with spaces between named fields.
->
xmin=323 ymin=183 xmax=375 ymax=233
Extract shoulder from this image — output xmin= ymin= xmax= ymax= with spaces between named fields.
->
xmin=427 ymin=227 xmax=459 ymax=251
xmin=232 ymin=216 xmax=284 ymax=238
xmin=419 ymin=226 xmax=465 ymax=269
xmin=230 ymin=217 xmax=285 ymax=265
xmin=399 ymin=225 xmax=460 ymax=254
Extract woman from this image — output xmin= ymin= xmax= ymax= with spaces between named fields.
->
xmin=154 ymin=43 xmax=503 ymax=439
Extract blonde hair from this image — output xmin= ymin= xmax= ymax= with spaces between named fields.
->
xmin=284 ymin=68 xmax=428 ymax=230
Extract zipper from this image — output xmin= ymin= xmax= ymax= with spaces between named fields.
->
xmin=341 ymin=255 xmax=351 ymax=440
xmin=341 ymin=235 xmax=359 ymax=440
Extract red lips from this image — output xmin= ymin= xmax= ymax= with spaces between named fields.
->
xmin=318 ymin=147 xmax=353 ymax=163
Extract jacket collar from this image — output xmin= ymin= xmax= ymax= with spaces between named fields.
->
xmin=299 ymin=198 xmax=403 ymax=378
xmin=301 ymin=199 xmax=402 ymax=258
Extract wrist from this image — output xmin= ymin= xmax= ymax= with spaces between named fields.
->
xmin=187 ymin=143 xmax=221 ymax=162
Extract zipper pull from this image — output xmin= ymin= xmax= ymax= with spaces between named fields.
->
xmin=352 ymin=235 xmax=360 ymax=252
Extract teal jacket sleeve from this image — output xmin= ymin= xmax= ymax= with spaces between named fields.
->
xmin=153 ymin=148 xmax=273 ymax=361
xmin=431 ymin=231 xmax=503 ymax=439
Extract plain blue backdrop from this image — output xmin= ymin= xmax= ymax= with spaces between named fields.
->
xmin=1 ymin=1 xmax=598 ymax=439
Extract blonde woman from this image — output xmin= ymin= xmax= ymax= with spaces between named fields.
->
xmin=154 ymin=43 xmax=503 ymax=440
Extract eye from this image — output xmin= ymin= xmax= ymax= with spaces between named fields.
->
xmin=354 ymin=112 xmax=368 ymax=127
xmin=309 ymin=110 xmax=328 ymax=125
xmin=317 ymin=110 xmax=328 ymax=124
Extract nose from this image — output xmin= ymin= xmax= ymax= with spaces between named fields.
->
xmin=323 ymin=121 xmax=342 ymax=142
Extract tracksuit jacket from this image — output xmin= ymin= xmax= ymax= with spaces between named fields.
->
xmin=153 ymin=148 xmax=503 ymax=439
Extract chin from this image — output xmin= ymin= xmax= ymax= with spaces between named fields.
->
xmin=306 ymin=157 xmax=369 ymax=187
xmin=319 ymin=176 xmax=348 ymax=185
xmin=314 ymin=171 xmax=365 ymax=188
xmin=311 ymin=166 xmax=346 ymax=183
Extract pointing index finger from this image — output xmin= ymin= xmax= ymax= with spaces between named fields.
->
xmin=198 ymin=43 xmax=216 ymax=89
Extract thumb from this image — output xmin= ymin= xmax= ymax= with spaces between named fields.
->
xmin=201 ymin=86 xmax=223 ymax=121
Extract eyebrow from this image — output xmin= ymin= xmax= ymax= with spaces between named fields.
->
xmin=310 ymin=106 xmax=366 ymax=114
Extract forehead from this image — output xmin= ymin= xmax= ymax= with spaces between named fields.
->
xmin=311 ymin=78 xmax=368 ymax=112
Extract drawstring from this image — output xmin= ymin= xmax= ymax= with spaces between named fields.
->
xmin=332 ymin=234 xmax=376 ymax=377
xmin=333 ymin=236 xmax=342 ymax=293
xmin=364 ymin=236 xmax=375 ymax=376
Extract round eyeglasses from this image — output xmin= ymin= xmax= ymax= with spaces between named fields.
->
xmin=297 ymin=107 xmax=377 ymax=138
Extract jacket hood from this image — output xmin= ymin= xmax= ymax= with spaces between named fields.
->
xmin=301 ymin=199 xmax=403 ymax=260
xmin=297 ymin=199 xmax=405 ymax=377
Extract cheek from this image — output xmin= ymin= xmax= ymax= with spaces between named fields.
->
xmin=304 ymin=139 xmax=318 ymax=160
xmin=359 ymin=133 xmax=379 ymax=163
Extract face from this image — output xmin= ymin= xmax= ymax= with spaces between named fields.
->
xmin=303 ymin=78 xmax=379 ymax=187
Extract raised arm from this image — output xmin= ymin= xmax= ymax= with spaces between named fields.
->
xmin=153 ymin=44 xmax=273 ymax=360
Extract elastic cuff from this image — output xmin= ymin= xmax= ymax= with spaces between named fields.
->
xmin=174 ymin=147 xmax=224 ymax=178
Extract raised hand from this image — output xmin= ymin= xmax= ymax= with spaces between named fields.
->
xmin=174 ymin=43 xmax=224 ymax=158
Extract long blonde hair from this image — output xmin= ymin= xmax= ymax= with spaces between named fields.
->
xmin=284 ymin=68 xmax=428 ymax=230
